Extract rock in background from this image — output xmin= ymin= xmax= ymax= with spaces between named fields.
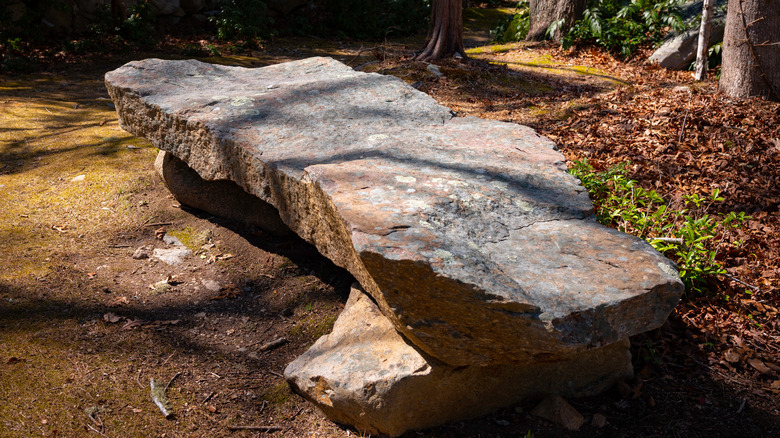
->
xmin=649 ymin=0 xmax=728 ymax=70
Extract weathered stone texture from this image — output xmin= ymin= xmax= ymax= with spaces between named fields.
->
xmin=285 ymin=286 xmax=632 ymax=437
xmin=105 ymin=57 xmax=683 ymax=365
xmin=154 ymin=150 xmax=292 ymax=235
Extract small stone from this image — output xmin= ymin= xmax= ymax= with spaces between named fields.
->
xmin=591 ymin=413 xmax=607 ymax=428
xmin=426 ymin=64 xmax=443 ymax=77
xmin=201 ymin=279 xmax=221 ymax=292
xmin=162 ymin=234 xmax=183 ymax=246
xmin=531 ymin=395 xmax=584 ymax=431
xmin=152 ymin=247 xmax=191 ymax=265
xmin=70 ymin=174 xmax=86 ymax=182
xmin=132 ymin=247 xmax=150 ymax=259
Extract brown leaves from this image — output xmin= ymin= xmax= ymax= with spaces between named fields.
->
xmin=747 ymin=358 xmax=774 ymax=375
xmin=102 ymin=313 xmax=180 ymax=330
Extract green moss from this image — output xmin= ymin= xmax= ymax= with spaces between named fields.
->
xmin=168 ymin=227 xmax=212 ymax=251
xmin=463 ymin=7 xmax=518 ymax=32
xmin=263 ymin=381 xmax=292 ymax=406
xmin=289 ymin=313 xmax=338 ymax=342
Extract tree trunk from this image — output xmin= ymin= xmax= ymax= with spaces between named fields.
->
xmin=526 ymin=0 xmax=587 ymax=41
xmin=417 ymin=0 xmax=466 ymax=61
xmin=720 ymin=0 xmax=780 ymax=100
xmin=695 ymin=0 xmax=715 ymax=81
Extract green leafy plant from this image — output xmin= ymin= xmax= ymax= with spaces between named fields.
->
xmin=558 ymin=0 xmax=684 ymax=58
xmin=212 ymin=0 xmax=275 ymax=41
xmin=689 ymin=41 xmax=722 ymax=71
xmin=491 ymin=1 xmax=530 ymax=43
xmin=570 ymin=160 xmax=749 ymax=293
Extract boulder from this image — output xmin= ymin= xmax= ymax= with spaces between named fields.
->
xmin=285 ymin=285 xmax=632 ymax=437
xmin=105 ymin=57 xmax=683 ymax=365
xmin=154 ymin=150 xmax=292 ymax=236
xmin=649 ymin=0 xmax=728 ymax=70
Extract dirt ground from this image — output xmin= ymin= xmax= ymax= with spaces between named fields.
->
xmin=2 ymin=11 xmax=779 ymax=438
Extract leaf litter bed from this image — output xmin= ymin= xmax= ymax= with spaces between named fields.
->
xmin=1 ymin=36 xmax=779 ymax=437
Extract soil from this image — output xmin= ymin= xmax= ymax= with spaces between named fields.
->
xmin=1 ymin=10 xmax=779 ymax=438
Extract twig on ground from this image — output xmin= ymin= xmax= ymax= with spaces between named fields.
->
xmin=286 ymin=407 xmax=305 ymax=421
xmin=258 ymin=337 xmax=288 ymax=352
xmin=266 ymin=370 xmax=284 ymax=379
xmin=144 ymin=222 xmax=173 ymax=227
xmin=202 ymin=391 xmax=216 ymax=403
xmin=87 ymin=423 xmax=108 ymax=437
xmin=227 ymin=425 xmax=282 ymax=432
xmin=722 ymin=273 xmax=764 ymax=294
xmin=136 ymin=370 xmax=144 ymax=389
xmin=346 ymin=45 xmax=365 ymax=66
xmin=160 ymin=352 xmax=176 ymax=366
xmin=165 ymin=371 xmax=182 ymax=392
xmin=679 ymin=95 xmax=692 ymax=143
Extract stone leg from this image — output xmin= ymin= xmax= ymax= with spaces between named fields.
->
xmin=154 ymin=150 xmax=292 ymax=236
xmin=285 ymin=286 xmax=633 ymax=437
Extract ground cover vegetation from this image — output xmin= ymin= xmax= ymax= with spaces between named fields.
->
xmin=493 ymin=0 xmax=685 ymax=58
xmin=1 ymin=1 xmax=778 ymax=436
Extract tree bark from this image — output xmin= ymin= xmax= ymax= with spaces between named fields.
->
xmin=694 ymin=0 xmax=715 ymax=81
xmin=417 ymin=0 xmax=466 ymax=61
xmin=720 ymin=0 xmax=780 ymax=100
xmin=526 ymin=0 xmax=587 ymax=41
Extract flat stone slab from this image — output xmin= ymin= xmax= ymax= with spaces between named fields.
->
xmin=105 ymin=57 xmax=683 ymax=365
xmin=285 ymin=285 xmax=633 ymax=437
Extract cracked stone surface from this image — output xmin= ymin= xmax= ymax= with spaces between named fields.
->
xmin=105 ymin=57 xmax=684 ymax=365
xmin=285 ymin=285 xmax=633 ymax=437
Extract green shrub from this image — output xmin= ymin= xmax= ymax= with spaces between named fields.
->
xmin=318 ymin=0 xmax=430 ymax=39
xmin=559 ymin=0 xmax=684 ymax=58
xmin=491 ymin=1 xmax=530 ymax=43
xmin=570 ymin=160 xmax=749 ymax=293
xmin=689 ymin=41 xmax=722 ymax=71
xmin=212 ymin=0 xmax=275 ymax=41
xmin=82 ymin=0 xmax=157 ymax=49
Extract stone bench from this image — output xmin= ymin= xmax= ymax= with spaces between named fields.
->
xmin=106 ymin=57 xmax=683 ymax=436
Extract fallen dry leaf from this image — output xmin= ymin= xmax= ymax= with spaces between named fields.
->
xmin=723 ymin=349 xmax=742 ymax=363
xmin=747 ymin=358 xmax=773 ymax=375
xmin=103 ymin=312 xmax=123 ymax=323
xmin=121 ymin=318 xmax=145 ymax=330
xmin=108 ymin=296 xmax=130 ymax=307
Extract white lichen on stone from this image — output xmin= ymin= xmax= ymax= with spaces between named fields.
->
xmin=514 ymin=199 xmax=535 ymax=213
xmin=434 ymin=249 xmax=456 ymax=265
xmin=395 ymin=175 xmax=417 ymax=184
